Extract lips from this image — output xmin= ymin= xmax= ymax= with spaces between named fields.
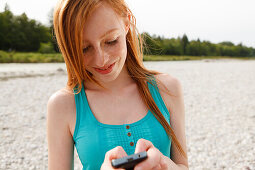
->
xmin=95 ymin=63 xmax=113 ymax=70
xmin=94 ymin=62 xmax=115 ymax=74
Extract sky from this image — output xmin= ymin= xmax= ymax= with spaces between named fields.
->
xmin=1 ymin=0 xmax=255 ymax=48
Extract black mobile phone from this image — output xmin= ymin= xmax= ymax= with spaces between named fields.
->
xmin=111 ymin=151 xmax=147 ymax=170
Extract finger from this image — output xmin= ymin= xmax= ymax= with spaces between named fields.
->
xmin=153 ymin=164 xmax=162 ymax=170
xmin=105 ymin=146 xmax=128 ymax=161
xmin=134 ymin=147 xmax=161 ymax=170
xmin=134 ymin=138 xmax=154 ymax=154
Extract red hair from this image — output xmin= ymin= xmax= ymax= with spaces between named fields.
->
xmin=54 ymin=0 xmax=187 ymax=158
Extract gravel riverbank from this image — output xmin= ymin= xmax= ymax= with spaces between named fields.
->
xmin=0 ymin=59 xmax=254 ymax=170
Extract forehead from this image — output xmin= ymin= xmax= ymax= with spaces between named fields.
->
xmin=83 ymin=3 xmax=125 ymax=41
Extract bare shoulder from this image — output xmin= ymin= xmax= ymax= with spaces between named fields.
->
xmin=153 ymin=73 xmax=184 ymax=119
xmin=48 ymin=87 xmax=75 ymax=108
xmin=154 ymin=73 xmax=183 ymax=97
xmin=47 ymin=87 xmax=76 ymax=132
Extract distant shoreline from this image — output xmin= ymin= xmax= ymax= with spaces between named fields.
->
xmin=0 ymin=50 xmax=254 ymax=63
xmin=0 ymin=59 xmax=254 ymax=81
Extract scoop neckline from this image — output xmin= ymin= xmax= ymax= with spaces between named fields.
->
xmin=82 ymin=85 xmax=151 ymax=128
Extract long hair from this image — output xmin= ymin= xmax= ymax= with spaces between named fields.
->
xmin=54 ymin=0 xmax=187 ymax=158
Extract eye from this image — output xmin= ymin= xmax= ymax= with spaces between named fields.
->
xmin=83 ymin=46 xmax=90 ymax=54
xmin=105 ymin=37 xmax=119 ymax=45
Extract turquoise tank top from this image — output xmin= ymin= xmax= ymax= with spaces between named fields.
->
xmin=73 ymin=77 xmax=171 ymax=170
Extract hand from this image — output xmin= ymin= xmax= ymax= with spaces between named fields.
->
xmin=101 ymin=146 xmax=128 ymax=170
xmin=134 ymin=138 xmax=168 ymax=170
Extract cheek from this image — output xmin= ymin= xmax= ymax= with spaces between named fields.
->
xmin=109 ymin=39 xmax=127 ymax=58
xmin=82 ymin=57 xmax=92 ymax=73
xmin=82 ymin=57 xmax=88 ymax=66
xmin=119 ymin=40 xmax=127 ymax=58
xmin=83 ymin=55 xmax=92 ymax=66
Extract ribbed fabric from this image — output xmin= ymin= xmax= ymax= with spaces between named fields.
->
xmin=73 ymin=76 xmax=171 ymax=170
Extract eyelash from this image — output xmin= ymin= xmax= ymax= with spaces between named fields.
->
xmin=82 ymin=38 xmax=119 ymax=54
xmin=105 ymin=38 xmax=118 ymax=45
xmin=83 ymin=47 xmax=90 ymax=54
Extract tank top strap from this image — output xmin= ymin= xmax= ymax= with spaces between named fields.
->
xmin=72 ymin=83 xmax=91 ymax=141
xmin=146 ymin=75 xmax=171 ymax=124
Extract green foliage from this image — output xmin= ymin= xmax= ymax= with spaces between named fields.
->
xmin=219 ymin=41 xmax=234 ymax=46
xmin=0 ymin=3 xmax=254 ymax=62
xmin=0 ymin=52 xmax=63 ymax=63
xmin=38 ymin=42 xmax=55 ymax=53
xmin=0 ymin=4 xmax=51 ymax=52
xmin=142 ymin=33 xmax=163 ymax=55
xmin=11 ymin=52 xmax=64 ymax=63
xmin=181 ymin=34 xmax=189 ymax=54
xmin=142 ymin=33 xmax=255 ymax=57
xmin=143 ymin=55 xmax=254 ymax=61
xmin=0 ymin=50 xmax=12 ymax=63
xmin=48 ymin=8 xmax=59 ymax=52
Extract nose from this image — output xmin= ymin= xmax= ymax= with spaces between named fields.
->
xmin=93 ymin=47 xmax=109 ymax=68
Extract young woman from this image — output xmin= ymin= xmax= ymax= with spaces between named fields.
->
xmin=47 ymin=0 xmax=189 ymax=169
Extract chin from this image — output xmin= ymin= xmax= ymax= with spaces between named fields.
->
xmin=95 ymin=70 xmax=121 ymax=83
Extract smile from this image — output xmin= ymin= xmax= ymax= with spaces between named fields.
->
xmin=94 ymin=62 xmax=115 ymax=75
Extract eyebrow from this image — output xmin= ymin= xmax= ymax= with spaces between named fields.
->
xmin=83 ymin=28 xmax=119 ymax=45
xmin=100 ymin=28 xmax=119 ymax=39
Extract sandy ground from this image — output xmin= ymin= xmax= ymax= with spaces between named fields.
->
xmin=0 ymin=59 xmax=254 ymax=170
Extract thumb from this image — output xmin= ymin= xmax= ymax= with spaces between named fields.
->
xmin=134 ymin=138 xmax=154 ymax=154
xmin=101 ymin=146 xmax=127 ymax=170
xmin=105 ymin=146 xmax=128 ymax=161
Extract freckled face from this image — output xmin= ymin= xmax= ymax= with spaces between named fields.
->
xmin=82 ymin=3 xmax=129 ymax=83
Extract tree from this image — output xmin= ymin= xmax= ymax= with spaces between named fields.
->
xmin=220 ymin=41 xmax=234 ymax=46
xmin=142 ymin=32 xmax=162 ymax=55
xmin=181 ymin=34 xmax=189 ymax=55
xmin=48 ymin=8 xmax=59 ymax=52
xmin=0 ymin=5 xmax=51 ymax=51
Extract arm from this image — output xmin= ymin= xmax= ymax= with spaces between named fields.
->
xmin=161 ymin=74 xmax=189 ymax=169
xmin=47 ymin=90 xmax=75 ymax=170
xmin=161 ymin=155 xmax=188 ymax=170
